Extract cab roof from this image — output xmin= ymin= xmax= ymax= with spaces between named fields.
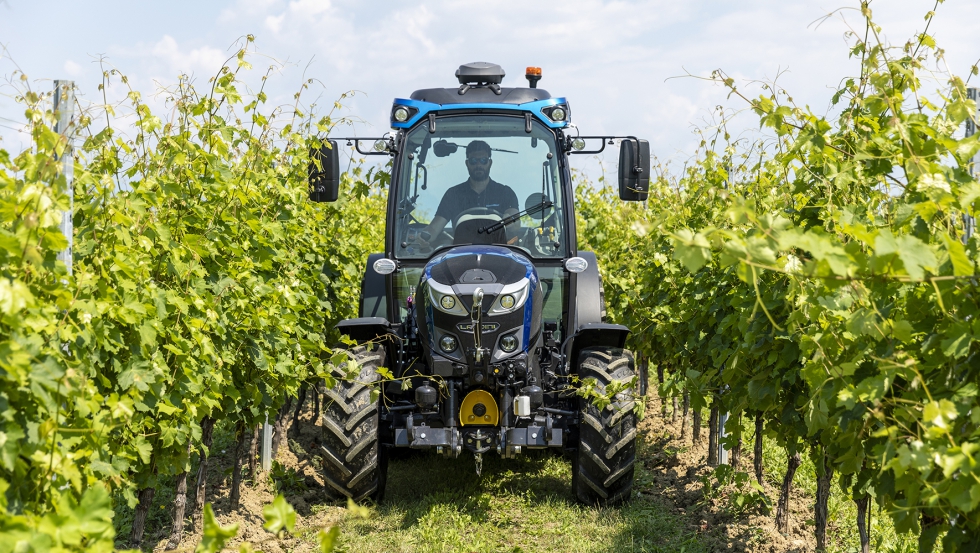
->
xmin=409 ymin=87 xmax=552 ymax=105
xmin=390 ymin=62 xmax=568 ymax=130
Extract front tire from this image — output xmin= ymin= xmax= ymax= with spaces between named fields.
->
xmin=572 ymin=348 xmax=638 ymax=505
xmin=320 ymin=344 xmax=385 ymax=503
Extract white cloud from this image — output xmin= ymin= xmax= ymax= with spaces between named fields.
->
xmin=63 ymin=60 xmax=82 ymax=77
xmin=287 ymin=0 xmax=333 ymax=17
xmin=150 ymin=35 xmax=227 ymax=76
xmin=265 ymin=13 xmax=285 ymax=33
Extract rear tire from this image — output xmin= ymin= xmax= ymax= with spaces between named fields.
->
xmin=572 ymin=347 xmax=638 ymax=505
xmin=320 ymin=344 xmax=385 ymax=503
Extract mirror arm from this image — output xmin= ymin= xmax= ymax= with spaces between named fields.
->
xmin=566 ymin=135 xmax=641 ymax=155
xmin=334 ymin=137 xmax=392 ymax=156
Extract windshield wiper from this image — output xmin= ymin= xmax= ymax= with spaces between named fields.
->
xmin=478 ymin=200 xmax=554 ymax=235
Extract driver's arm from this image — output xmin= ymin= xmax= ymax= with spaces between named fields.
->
xmin=419 ymin=215 xmax=449 ymax=245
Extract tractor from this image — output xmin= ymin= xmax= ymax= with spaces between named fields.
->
xmin=308 ymin=62 xmax=650 ymax=505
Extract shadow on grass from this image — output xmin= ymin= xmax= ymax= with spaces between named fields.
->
xmin=362 ymin=437 xmax=709 ymax=553
xmin=380 ymin=449 xmax=570 ymax=526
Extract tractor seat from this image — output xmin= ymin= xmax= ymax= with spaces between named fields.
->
xmin=453 ymin=213 xmax=506 ymax=245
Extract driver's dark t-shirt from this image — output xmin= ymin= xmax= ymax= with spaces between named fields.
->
xmin=435 ymin=179 xmax=519 ymax=226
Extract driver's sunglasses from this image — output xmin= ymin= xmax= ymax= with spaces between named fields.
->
xmin=467 ymin=156 xmax=491 ymax=165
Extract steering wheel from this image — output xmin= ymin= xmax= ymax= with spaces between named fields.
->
xmin=403 ymin=222 xmax=452 ymax=254
xmin=454 ymin=207 xmax=502 ymax=225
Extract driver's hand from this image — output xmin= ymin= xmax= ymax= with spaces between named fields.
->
xmin=407 ymin=228 xmax=432 ymax=249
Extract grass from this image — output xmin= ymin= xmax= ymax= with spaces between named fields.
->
xmin=328 ymin=448 xmax=704 ymax=553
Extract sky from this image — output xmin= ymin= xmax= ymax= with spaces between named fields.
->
xmin=1 ymin=0 xmax=978 ymax=178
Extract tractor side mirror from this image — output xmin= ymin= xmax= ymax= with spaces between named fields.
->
xmin=617 ymin=139 xmax=650 ymax=201
xmin=309 ymin=139 xmax=340 ymax=202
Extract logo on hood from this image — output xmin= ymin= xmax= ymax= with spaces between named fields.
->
xmin=456 ymin=322 xmax=500 ymax=333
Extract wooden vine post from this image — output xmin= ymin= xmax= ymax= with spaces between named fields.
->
xmin=193 ymin=416 xmax=216 ymax=532
xmin=775 ymin=450 xmax=802 ymax=534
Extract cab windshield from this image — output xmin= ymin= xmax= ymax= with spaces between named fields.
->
xmin=393 ymin=114 xmax=567 ymax=260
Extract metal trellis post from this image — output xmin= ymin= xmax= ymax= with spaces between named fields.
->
xmin=261 ymin=414 xmax=273 ymax=472
xmin=964 ymin=87 xmax=979 ymax=243
xmin=53 ymin=80 xmax=74 ymax=275
xmin=718 ymin=411 xmax=729 ymax=465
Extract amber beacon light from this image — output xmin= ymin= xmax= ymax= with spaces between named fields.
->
xmin=525 ymin=66 xmax=542 ymax=88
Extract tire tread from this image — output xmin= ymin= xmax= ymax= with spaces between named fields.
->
xmin=320 ymin=345 xmax=384 ymax=502
xmin=573 ymin=347 xmax=638 ymax=506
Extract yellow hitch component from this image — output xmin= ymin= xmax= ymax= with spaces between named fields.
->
xmin=459 ymin=389 xmax=499 ymax=426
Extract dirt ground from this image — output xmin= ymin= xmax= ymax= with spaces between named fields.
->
xmin=143 ymin=390 xmax=820 ymax=553
xmin=143 ymin=403 xmax=346 ymax=553
xmin=635 ymin=397 xmax=818 ymax=553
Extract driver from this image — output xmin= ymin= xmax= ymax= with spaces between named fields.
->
xmin=419 ymin=140 xmax=519 ymax=243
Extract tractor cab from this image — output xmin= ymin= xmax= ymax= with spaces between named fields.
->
xmin=308 ymin=62 xmax=650 ymax=505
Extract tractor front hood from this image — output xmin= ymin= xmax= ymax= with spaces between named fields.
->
xmin=417 ymin=246 xmax=542 ymax=370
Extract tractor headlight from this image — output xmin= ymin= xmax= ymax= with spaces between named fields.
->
xmin=550 ymin=107 xmax=566 ymax=121
xmin=439 ymin=335 xmax=458 ymax=353
xmin=393 ymin=107 xmax=410 ymax=122
xmin=500 ymin=334 xmax=518 ymax=353
xmin=489 ymin=279 xmax=530 ymax=315
xmin=428 ymin=282 xmax=467 ymax=315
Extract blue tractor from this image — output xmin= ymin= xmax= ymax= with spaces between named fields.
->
xmin=309 ymin=62 xmax=650 ymax=505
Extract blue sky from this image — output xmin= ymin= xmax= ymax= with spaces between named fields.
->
xmin=1 ymin=0 xmax=978 ymax=176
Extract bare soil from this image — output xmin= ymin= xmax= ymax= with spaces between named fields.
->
xmin=143 ymin=404 xmax=346 ymax=553
xmin=636 ymin=395 xmax=818 ymax=552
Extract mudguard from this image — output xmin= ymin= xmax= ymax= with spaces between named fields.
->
xmin=570 ymin=251 xmax=603 ymax=330
xmin=336 ymin=317 xmax=392 ymax=344
xmin=569 ymin=322 xmax=631 ymax=372
xmin=567 ymin=251 xmax=631 ymax=371
xmin=360 ymin=253 xmax=388 ymax=318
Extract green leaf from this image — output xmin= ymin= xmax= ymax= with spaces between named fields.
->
xmin=941 ymin=327 xmax=972 ymax=359
xmin=890 ymin=320 xmax=914 ymax=342
xmin=74 ymin=485 xmax=115 ymax=538
xmin=672 ymin=229 xmax=711 ymax=273
xmin=262 ymin=494 xmax=296 ymax=535
xmin=197 ymin=504 xmax=238 ymax=553
xmin=846 ymin=308 xmax=880 ymax=338
xmin=346 ymin=497 xmax=373 ymax=519
xmin=941 ymin=234 xmax=974 ymax=276
xmin=0 ymin=425 xmax=24 ymax=472
xmin=0 ymin=479 xmax=9 ymax=512
xmin=133 ymin=436 xmax=153 ymax=464
xmin=318 ymin=526 xmax=340 ymax=553
xmin=0 ymin=278 xmax=35 ymax=316
xmin=895 ymin=235 xmax=937 ymax=281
